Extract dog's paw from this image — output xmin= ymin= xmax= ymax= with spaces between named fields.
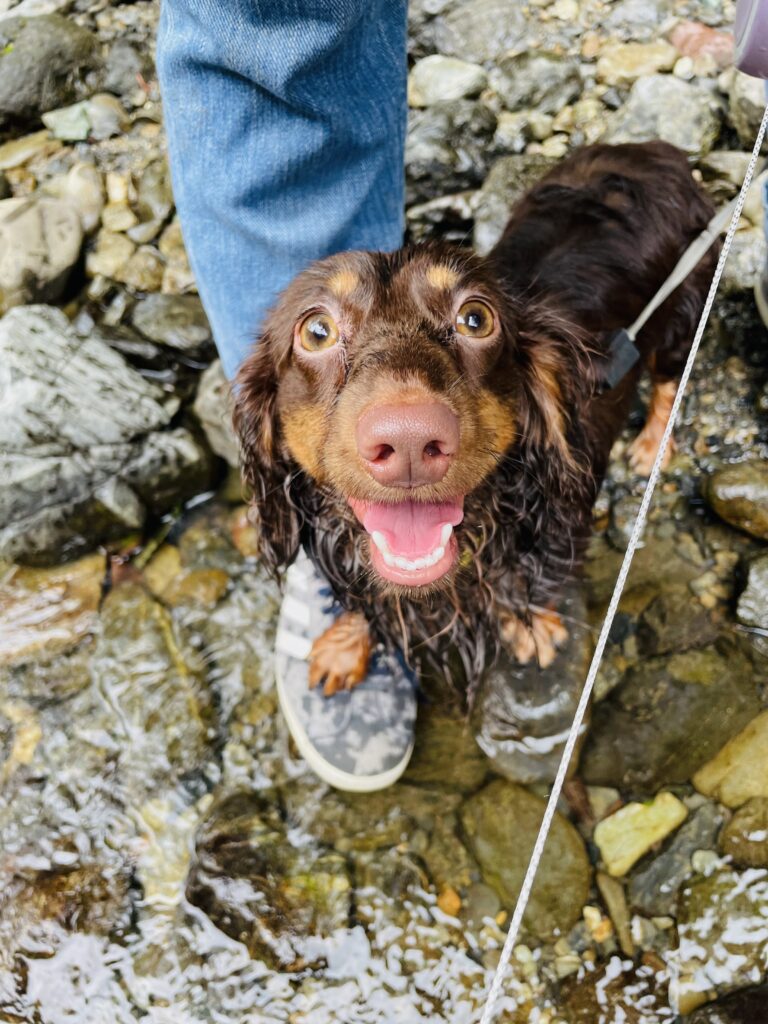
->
xmin=501 ymin=609 xmax=569 ymax=668
xmin=628 ymin=427 xmax=675 ymax=476
xmin=309 ymin=612 xmax=372 ymax=697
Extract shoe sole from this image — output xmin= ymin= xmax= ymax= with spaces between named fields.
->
xmin=275 ymin=654 xmax=415 ymax=793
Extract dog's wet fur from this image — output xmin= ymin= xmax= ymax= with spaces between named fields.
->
xmin=234 ymin=141 xmax=717 ymax=697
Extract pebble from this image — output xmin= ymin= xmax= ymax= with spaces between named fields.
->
xmin=693 ymin=712 xmax=768 ymax=808
xmin=703 ymin=461 xmax=768 ymax=541
xmin=737 ymin=555 xmax=768 ymax=631
xmin=718 ymin=798 xmax=768 ymax=868
xmin=408 ymin=55 xmax=487 ymax=107
xmin=85 ymin=229 xmax=136 ymax=279
xmin=594 ymin=792 xmax=688 ymax=877
xmin=117 ymin=245 xmax=165 ymax=292
xmin=596 ymin=41 xmax=678 ymax=86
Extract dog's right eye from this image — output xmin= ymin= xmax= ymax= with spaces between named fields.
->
xmin=298 ymin=312 xmax=340 ymax=352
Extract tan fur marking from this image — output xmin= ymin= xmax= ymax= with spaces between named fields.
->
xmin=327 ymin=268 xmax=359 ymax=296
xmin=628 ymin=379 xmax=677 ymax=475
xmin=281 ymin=404 xmax=327 ymax=480
xmin=478 ymin=390 xmax=516 ymax=455
xmin=425 ymin=264 xmax=460 ymax=290
xmin=529 ymin=362 xmax=573 ymax=465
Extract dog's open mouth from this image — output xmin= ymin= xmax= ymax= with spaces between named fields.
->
xmin=348 ymin=498 xmax=464 ymax=586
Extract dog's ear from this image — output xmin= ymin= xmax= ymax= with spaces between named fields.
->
xmin=232 ymin=336 xmax=300 ymax=575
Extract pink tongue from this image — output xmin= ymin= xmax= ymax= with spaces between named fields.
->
xmin=350 ymin=499 xmax=464 ymax=557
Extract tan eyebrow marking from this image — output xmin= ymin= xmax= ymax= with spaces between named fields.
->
xmin=425 ymin=264 xmax=460 ymax=290
xmin=327 ymin=268 xmax=359 ymax=296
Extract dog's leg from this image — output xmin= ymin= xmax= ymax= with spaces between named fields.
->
xmin=628 ymin=378 xmax=677 ymax=476
xmin=501 ymin=609 xmax=569 ymax=668
xmin=308 ymin=612 xmax=372 ymax=697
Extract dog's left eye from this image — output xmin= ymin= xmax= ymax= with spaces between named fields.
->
xmin=455 ymin=300 xmax=495 ymax=339
xmin=298 ymin=312 xmax=340 ymax=351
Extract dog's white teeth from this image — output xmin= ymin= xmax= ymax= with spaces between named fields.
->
xmin=371 ymin=531 xmax=389 ymax=555
xmin=433 ymin=546 xmax=445 ymax=563
xmin=440 ymin=524 xmax=453 ymax=547
xmin=370 ymin=526 xmax=453 ymax=574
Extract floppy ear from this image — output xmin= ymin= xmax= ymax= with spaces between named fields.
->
xmin=232 ymin=338 xmax=300 ymax=575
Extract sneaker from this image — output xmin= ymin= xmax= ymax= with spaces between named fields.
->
xmin=274 ymin=549 xmax=418 ymax=792
xmin=756 ymin=261 xmax=768 ymax=330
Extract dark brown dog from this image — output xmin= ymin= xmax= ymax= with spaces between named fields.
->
xmin=234 ymin=141 xmax=716 ymax=696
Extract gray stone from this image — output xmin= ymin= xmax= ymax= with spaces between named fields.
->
xmin=737 ymin=556 xmax=768 ymax=631
xmin=602 ymin=0 xmax=673 ymax=42
xmin=42 ymin=94 xmax=127 ymax=142
xmin=131 ymin=294 xmax=212 ymax=357
xmin=406 ymin=99 xmax=496 ymax=205
xmin=460 ymin=779 xmax=590 ymax=938
xmin=719 ymin=798 xmax=768 ymax=868
xmin=0 ymin=305 xmax=212 ymax=563
xmin=0 ymin=195 xmax=83 ymax=314
xmin=42 ymin=162 xmax=104 ymax=234
xmin=579 ymin=641 xmax=761 ymax=796
xmin=494 ymin=52 xmax=581 ymax=116
xmin=0 ymin=14 xmax=100 ymax=125
xmin=603 ymin=75 xmax=721 ymax=157
xmin=430 ymin=0 xmax=528 ymax=64
xmin=192 ymin=359 xmax=239 ymax=468
xmin=408 ymin=55 xmax=487 ymax=107
xmin=628 ymin=803 xmax=723 ymax=916
xmin=473 ymin=153 xmax=555 ymax=254
xmin=704 ymin=462 xmax=768 ymax=541
xmin=103 ymin=38 xmax=153 ymax=98
xmin=729 ymin=71 xmax=768 ymax=148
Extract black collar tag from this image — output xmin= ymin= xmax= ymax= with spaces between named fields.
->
xmin=599 ymin=328 xmax=641 ymax=392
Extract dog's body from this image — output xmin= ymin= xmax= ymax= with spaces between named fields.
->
xmin=234 ymin=141 xmax=716 ymax=695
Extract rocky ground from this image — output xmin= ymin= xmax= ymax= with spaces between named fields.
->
xmin=1 ymin=0 xmax=768 ymax=1021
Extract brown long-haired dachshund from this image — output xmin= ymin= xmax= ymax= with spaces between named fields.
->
xmin=233 ymin=141 xmax=716 ymax=697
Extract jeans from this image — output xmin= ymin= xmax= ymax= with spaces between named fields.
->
xmin=157 ymin=0 xmax=408 ymax=380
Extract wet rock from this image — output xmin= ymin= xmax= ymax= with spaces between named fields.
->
xmin=0 ymin=554 xmax=104 ymax=667
xmin=86 ymin=228 xmax=136 ymax=279
xmin=693 ymin=712 xmax=768 ymax=809
xmin=596 ymin=41 xmax=677 ymax=86
xmin=429 ymin=0 xmax=528 ymax=64
xmin=594 ymin=792 xmax=688 ymax=877
xmin=669 ymin=21 xmax=734 ymax=70
xmin=42 ymin=93 xmax=127 ymax=141
xmin=187 ymin=790 xmax=351 ymax=968
xmin=131 ymin=293 xmax=212 ymax=359
xmin=636 ymin=583 xmax=718 ymax=656
xmin=579 ymin=642 xmax=760 ymax=796
xmin=493 ymin=52 xmax=581 ymax=116
xmin=671 ymin=866 xmax=768 ymax=1014
xmin=687 ymin=985 xmax=768 ymax=1023
xmin=729 ymin=71 xmax=768 ymax=147
xmin=43 ymin=162 xmax=104 ymax=233
xmin=719 ymin=798 xmax=768 ymax=868
xmin=0 ymin=14 xmax=100 ymax=125
xmin=460 ymin=779 xmax=590 ymax=938
xmin=405 ymin=99 xmax=496 ymax=205
xmin=408 ymin=55 xmax=486 ymax=107
xmin=704 ymin=462 xmax=768 ymax=540
xmin=737 ymin=556 xmax=768 ymax=631
xmin=0 ymin=195 xmax=83 ymax=313
xmin=603 ymin=75 xmax=720 ymax=157
xmin=192 ymin=359 xmax=239 ymax=467
xmin=628 ymin=802 xmax=723 ymax=916
xmin=473 ymin=153 xmax=555 ymax=254
xmin=403 ymin=703 xmax=487 ymax=791
xmin=0 ymin=305 xmax=212 ymax=563
xmin=561 ymin=958 xmax=673 ymax=1022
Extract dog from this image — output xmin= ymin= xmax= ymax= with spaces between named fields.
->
xmin=233 ymin=141 xmax=716 ymax=697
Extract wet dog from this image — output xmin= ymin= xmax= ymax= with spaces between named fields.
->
xmin=233 ymin=141 xmax=716 ymax=696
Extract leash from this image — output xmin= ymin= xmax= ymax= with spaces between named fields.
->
xmin=478 ymin=99 xmax=768 ymax=1024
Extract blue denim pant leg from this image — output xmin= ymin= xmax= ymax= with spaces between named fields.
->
xmin=156 ymin=0 xmax=408 ymax=379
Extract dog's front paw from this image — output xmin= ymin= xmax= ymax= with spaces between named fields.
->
xmin=501 ymin=609 xmax=568 ymax=668
xmin=628 ymin=428 xmax=675 ymax=476
xmin=309 ymin=612 xmax=372 ymax=697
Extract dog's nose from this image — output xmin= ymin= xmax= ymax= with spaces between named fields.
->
xmin=356 ymin=402 xmax=459 ymax=487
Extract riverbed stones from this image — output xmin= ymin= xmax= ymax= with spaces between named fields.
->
xmin=193 ymin=360 xmax=239 ymax=467
xmin=86 ymin=228 xmax=136 ymax=279
xmin=596 ymin=41 xmax=677 ymax=86
xmin=493 ymin=51 xmax=581 ymax=116
xmin=405 ymin=99 xmax=496 ymax=205
xmin=131 ymin=293 xmax=212 ymax=357
xmin=728 ymin=71 xmax=768 ymax=147
xmin=594 ymin=792 xmax=688 ymax=877
xmin=0 ymin=195 xmax=83 ymax=313
xmin=42 ymin=93 xmax=127 ymax=142
xmin=693 ymin=712 xmax=768 ymax=808
xmin=429 ymin=0 xmax=527 ymax=64
xmin=473 ymin=153 xmax=555 ymax=254
xmin=408 ymin=55 xmax=486 ymax=107
xmin=0 ymin=305 xmax=211 ymax=563
xmin=687 ymin=984 xmax=768 ymax=1023
xmin=0 ymin=14 xmax=100 ymax=125
xmin=43 ymin=161 xmax=104 ymax=233
xmin=603 ymin=75 xmax=720 ymax=156
xmin=460 ymin=780 xmax=590 ymax=937
xmin=737 ymin=556 xmax=768 ymax=630
xmin=718 ymin=798 xmax=768 ymax=868
xmin=703 ymin=462 xmax=768 ymax=540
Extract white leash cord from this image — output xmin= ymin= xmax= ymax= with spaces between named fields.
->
xmin=479 ymin=100 xmax=768 ymax=1024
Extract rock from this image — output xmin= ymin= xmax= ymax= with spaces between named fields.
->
xmin=101 ymin=200 xmax=138 ymax=233
xmin=0 ymin=14 xmax=100 ymax=126
xmin=703 ymin=462 xmax=768 ymax=540
xmin=0 ymin=195 xmax=83 ymax=313
xmin=405 ymin=189 xmax=477 ymax=244
xmin=0 ymin=553 xmax=104 ymax=667
xmin=596 ymin=41 xmax=677 ymax=86
xmin=561 ymin=957 xmax=671 ymax=1022
xmin=722 ymin=227 xmax=767 ymax=294
xmin=719 ymin=798 xmax=768 ymax=868
xmin=603 ymin=75 xmax=720 ymax=157
xmin=628 ymin=803 xmax=723 ymax=916
xmin=671 ymin=866 xmax=768 ymax=1014
xmin=116 ymin=245 xmax=165 ymax=292
xmin=403 ymin=703 xmax=487 ymax=792
xmin=430 ymin=0 xmax=527 ymax=64
xmin=192 ymin=360 xmax=239 ymax=467
xmin=42 ymin=93 xmax=127 ymax=141
xmin=686 ymin=984 xmax=768 ymax=1023
xmin=158 ymin=216 xmax=196 ymax=294
xmin=669 ymin=21 xmax=734 ymax=70
xmin=405 ymin=99 xmax=496 ymax=205
xmin=729 ymin=71 xmax=768 ymax=148
xmin=131 ymin=294 xmax=212 ymax=357
xmin=103 ymin=38 xmax=153 ymax=99
xmin=603 ymin=0 xmax=672 ymax=42
xmin=699 ymin=150 xmax=753 ymax=188
xmin=0 ymin=128 xmax=60 ymax=170
xmin=43 ymin=162 xmax=104 ymax=233
xmin=737 ymin=556 xmax=768 ymax=630
xmin=579 ymin=642 xmax=760 ymax=796
xmin=473 ymin=153 xmax=555 ymax=254
xmin=186 ymin=790 xmax=351 ymax=968
xmin=635 ymin=583 xmax=718 ymax=656
xmin=0 ymin=305 xmax=212 ymax=563
xmin=408 ymin=55 xmax=487 ymax=107
xmin=693 ymin=712 xmax=768 ymax=809
xmin=493 ymin=52 xmax=581 ymax=116
xmin=132 ymin=157 xmax=173 ymax=238
xmin=85 ymin=229 xmax=136 ymax=279
xmin=460 ymin=779 xmax=590 ymax=938
xmin=594 ymin=792 xmax=688 ymax=877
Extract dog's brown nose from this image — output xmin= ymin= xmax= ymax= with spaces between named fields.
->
xmin=356 ymin=402 xmax=459 ymax=488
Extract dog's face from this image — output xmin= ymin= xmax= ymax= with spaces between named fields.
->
xmin=235 ymin=246 xmax=577 ymax=595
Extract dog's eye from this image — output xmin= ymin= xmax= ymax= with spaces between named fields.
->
xmin=455 ymin=300 xmax=495 ymax=339
xmin=298 ymin=312 xmax=340 ymax=351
